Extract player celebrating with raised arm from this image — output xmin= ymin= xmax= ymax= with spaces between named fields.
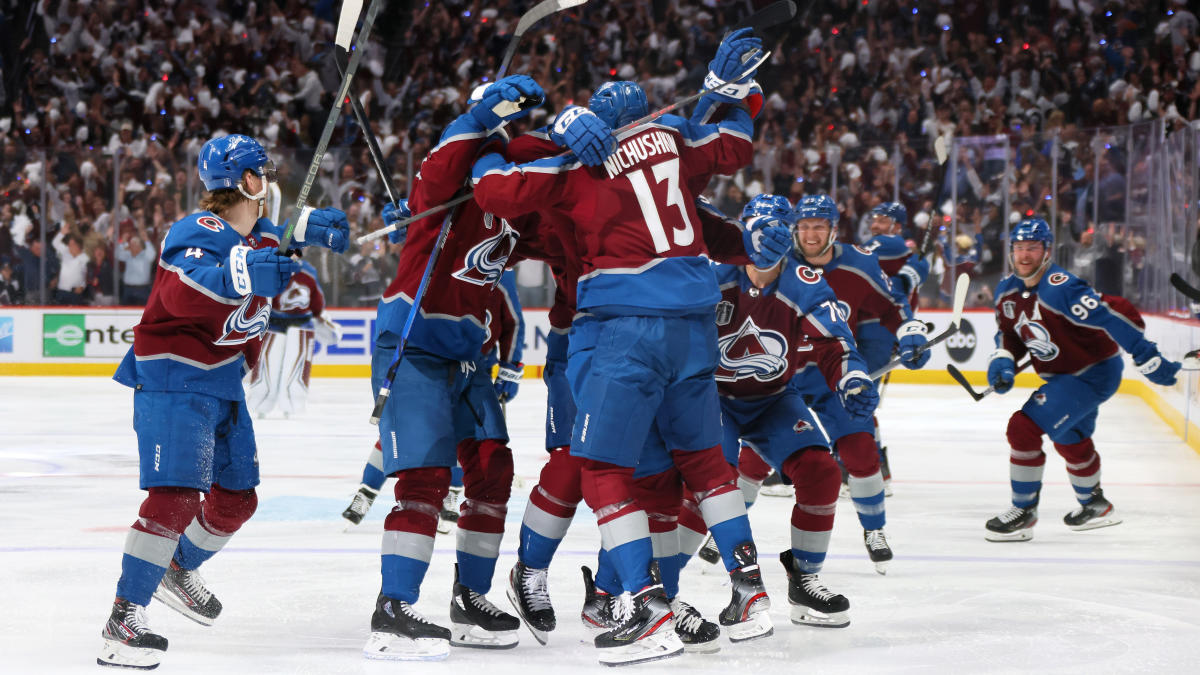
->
xmin=983 ymin=218 xmax=1180 ymax=541
xmin=790 ymin=194 xmax=928 ymax=574
xmin=98 ymin=134 xmax=349 ymax=670
xmin=473 ymin=29 xmax=771 ymax=666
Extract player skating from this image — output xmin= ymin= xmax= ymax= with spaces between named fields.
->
xmin=983 ymin=218 xmax=1180 ymax=541
xmin=98 ymin=133 xmax=349 ymax=670
xmin=790 ymin=194 xmax=929 ymax=574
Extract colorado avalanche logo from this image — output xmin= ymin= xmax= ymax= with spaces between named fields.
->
xmin=1048 ymin=272 xmax=1069 ymax=286
xmin=453 ymin=217 xmax=517 ymax=287
xmin=715 ymin=317 xmax=789 ymax=382
xmin=278 ymin=281 xmax=311 ymax=312
xmin=1015 ymin=314 xmax=1060 ymax=362
xmin=1034 ymin=392 xmax=1047 ymax=406
xmin=215 ymin=296 xmax=271 ymax=346
xmin=795 ymin=265 xmax=821 ymax=284
xmin=793 ymin=419 xmax=813 ymax=433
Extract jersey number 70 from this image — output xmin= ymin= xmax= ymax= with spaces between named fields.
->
xmin=626 ymin=157 xmax=696 ymax=253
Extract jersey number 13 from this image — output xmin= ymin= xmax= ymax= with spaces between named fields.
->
xmin=627 ymin=157 xmax=696 ymax=254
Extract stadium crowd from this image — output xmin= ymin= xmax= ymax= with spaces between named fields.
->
xmin=0 ymin=0 xmax=1196 ymax=307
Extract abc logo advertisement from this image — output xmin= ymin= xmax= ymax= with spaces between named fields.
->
xmin=945 ymin=319 xmax=977 ymax=363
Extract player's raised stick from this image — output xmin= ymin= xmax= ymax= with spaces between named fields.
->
xmin=869 ymin=272 xmax=969 ymax=380
xmin=946 ymin=359 xmax=1033 ymax=401
xmin=278 ymin=0 xmax=380 ymax=251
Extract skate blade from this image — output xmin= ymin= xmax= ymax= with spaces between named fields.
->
xmin=724 ymin=611 xmax=774 ymax=643
xmin=505 ymin=585 xmax=553 ymax=646
xmin=681 ymin=638 xmax=721 ymax=654
xmin=450 ymin=622 xmax=519 ymax=649
xmin=760 ymin=485 xmax=795 ymax=498
xmin=873 ymin=560 xmax=890 ymax=575
xmin=984 ymin=528 xmax=1034 ymax=542
xmin=436 ymin=520 xmax=453 ymax=535
xmin=597 ymin=632 xmax=684 ymax=667
xmin=1067 ymin=516 xmax=1122 ymax=531
xmin=789 ymin=606 xmax=850 ymax=628
xmin=97 ymin=639 xmax=163 ymax=670
xmin=884 ymin=482 xmax=894 ymax=498
xmin=363 ymin=631 xmax=450 ymax=661
xmin=152 ymin=587 xmax=217 ymax=627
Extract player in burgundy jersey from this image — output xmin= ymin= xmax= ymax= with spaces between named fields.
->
xmin=790 ymin=194 xmax=928 ymax=574
xmin=99 ymin=134 xmax=349 ymax=670
xmin=984 ymin=218 xmax=1180 ymax=541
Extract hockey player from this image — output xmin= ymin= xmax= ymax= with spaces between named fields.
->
xmin=473 ymin=29 xmax=771 ymax=666
xmin=98 ymin=133 xmax=349 ymax=670
xmin=362 ymin=74 xmax=549 ymax=661
xmin=983 ymin=218 xmax=1180 ymax=541
xmin=245 ymin=253 xmax=342 ymax=418
xmin=790 ymin=194 xmax=929 ymax=574
xmin=340 ymin=266 xmax=525 ymax=532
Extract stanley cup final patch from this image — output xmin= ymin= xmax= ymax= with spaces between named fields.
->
xmin=715 ymin=300 xmax=734 ymax=326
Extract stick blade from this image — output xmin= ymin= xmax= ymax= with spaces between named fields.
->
xmin=933 ymin=135 xmax=950 ymax=165
xmin=734 ymin=0 xmax=797 ymax=32
xmin=334 ymin=0 xmax=364 ymax=51
xmin=950 ymin=272 xmax=970 ymax=328
xmin=1170 ymin=272 xmax=1200 ymax=302
xmin=515 ymin=0 xmax=588 ymax=36
xmin=946 ymin=364 xmax=984 ymax=402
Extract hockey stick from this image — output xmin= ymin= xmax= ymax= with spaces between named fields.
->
xmin=333 ymin=48 xmax=401 ymax=207
xmin=734 ymin=0 xmax=798 ymax=33
xmin=356 ymin=49 xmax=773 ymax=245
xmin=869 ymin=272 xmax=969 ymax=380
xmin=918 ymin=134 xmax=952 ymax=259
xmin=1169 ymin=272 xmax=1200 ymax=303
xmin=946 ymin=358 xmax=1033 ymax=401
xmin=278 ymin=0 xmax=381 ymax=251
xmin=497 ymin=0 xmax=589 ymax=80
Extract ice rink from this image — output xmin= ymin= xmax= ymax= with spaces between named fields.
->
xmin=3 ymin=376 xmax=1199 ymax=674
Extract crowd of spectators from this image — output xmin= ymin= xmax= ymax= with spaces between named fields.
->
xmin=1 ymin=0 xmax=1197 ymax=309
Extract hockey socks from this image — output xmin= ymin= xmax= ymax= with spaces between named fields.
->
xmin=517 ymin=447 xmax=583 ymax=569
xmin=783 ymin=448 xmax=839 ymax=575
xmin=1007 ymin=412 xmax=1046 ymax=508
xmin=838 ymin=433 xmax=887 ymax=531
xmin=360 ymin=440 xmax=387 ymax=492
xmin=174 ymin=485 xmax=257 ymax=570
xmin=115 ymin=488 xmax=198 ymax=606
xmin=381 ymin=467 xmax=449 ymax=603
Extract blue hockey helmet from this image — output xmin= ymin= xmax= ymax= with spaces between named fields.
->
xmin=791 ymin=194 xmax=839 ymax=257
xmin=870 ymin=201 xmax=908 ymax=227
xmin=197 ymin=134 xmax=274 ymax=192
xmin=1009 ymin=217 xmax=1053 ymax=280
xmin=588 ymin=81 xmax=648 ymax=129
xmin=741 ymin=193 xmax=793 ymax=221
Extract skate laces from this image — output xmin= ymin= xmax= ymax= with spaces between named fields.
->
xmin=609 ymin=593 xmax=634 ymax=623
xmin=673 ymin=602 xmax=703 ymax=633
xmin=398 ymin=601 xmax=437 ymax=625
xmin=520 ymin=566 xmax=553 ymax=612
xmin=997 ymin=506 xmax=1028 ymax=524
xmin=123 ymin=602 xmax=153 ymax=635
xmin=865 ymin=530 xmax=889 ymax=551
xmin=799 ymin=574 xmax=836 ymax=602
xmin=179 ymin=568 xmax=213 ymax=604
xmin=466 ymin=589 xmax=506 ymax=617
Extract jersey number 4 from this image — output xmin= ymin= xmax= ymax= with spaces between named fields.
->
xmin=627 ymin=158 xmax=695 ymax=253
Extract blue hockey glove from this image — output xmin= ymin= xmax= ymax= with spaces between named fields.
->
xmin=550 ymin=106 xmax=617 ymax=166
xmin=838 ymin=371 xmax=879 ymax=421
xmin=468 ymin=75 xmax=545 ymax=129
xmin=1136 ymin=351 xmax=1181 ymax=387
xmin=743 ymin=215 xmax=791 ymax=269
xmin=987 ymin=349 xmax=1016 ymax=394
xmin=709 ymin=28 xmax=763 ymax=84
xmin=495 ymin=361 xmax=523 ymax=403
xmin=383 ymin=199 xmax=412 ymax=245
xmin=897 ymin=258 xmax=930 ymax=294
xmin=897 ymin=319 xmax=931 ymax=369
xmin=229 ymin=245 xmax=300 ymax=298
xmin=291 ymin=206 xmax=350 ymax=254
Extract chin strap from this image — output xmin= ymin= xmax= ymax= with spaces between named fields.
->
xmin=238 ymin=179 xmax=271 ymax=220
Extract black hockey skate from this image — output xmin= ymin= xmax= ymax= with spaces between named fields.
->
xmin=696 ymin=533 xmax=721 ymax=565
xmin=760 ymin=469 xmax=794 ymax=498
xmin=341 ymin=484 xmax=378 ymax=525
xmin=985 ymin=505 xmax=1038 ymax=542
xmin=1064 ymin=488 xmax=1122 ymax=531
xmin=363 ymin=593 xmax=451 ymax=661
xmin=864 ymin=529 xmax=893 ymax=574
xmin=718 ymin=542 xmax=774 ymax=642
xmin=449 ymin=563 xmax=520 ymax=649
xmin=507 ymin=560 xmax=555 ymax=645
xmin=671 ymin=599 xmax=721 ymax=653
xmin=580 ymin=565 xmax=615 ymax=637
xmin=153 ymin=560 xmax=222 ymax=626
xmin=97 ymin=599 xmax=168 ymax=670
xmin=594 ymin=564 xmax=683 ymax=667
xmin=780 ymin=551 xmax=850 ymax=628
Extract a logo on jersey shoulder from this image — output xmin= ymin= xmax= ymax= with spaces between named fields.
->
xmin=1015 ymin=312 xmax=1060 ymax=362
xmin=715 ymin=316 xmax=789 ymax=383
xmin=793 ymin=419 xmax=813 ymax=433
xmin=197 ymin=216 xmax=224 ymax=233
xmin=795 ymin=265 xmax=821 ymax=284
xmin=453 ymin=217 xmax=518 ymax=287
xmin=860 ymin=240 xmax=881 ymax=254
xmin=853 ymin=245 xmax=872 ymax=255
xmin=1034 ymin=392 xmax=1047 ymax=406
xmin=1002 ymin=300 xmax=1016 ymax=319
xmin=215 ymin=296 xmax=271 ymax=346
xmin=1048 ymin=272 xmax=1069 ymax=286
xmin=715 ymin=300 xmax=734 ymax=326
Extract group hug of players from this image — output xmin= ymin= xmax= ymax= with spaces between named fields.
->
xmin=96 ymin=26 xmax=1183 ymax=671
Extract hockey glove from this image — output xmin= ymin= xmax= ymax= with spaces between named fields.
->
xmin=838 ymin=371 xmax=879 ymax=422
xmin=314 ymin=315 xmax=342 ymax=345
xmin=495 ymin=361 xmax=523 ymax=403
xmin=897 ymin=319 xmax=931 ymax=369
xmin=705 ymin=28 xmax=763 ymax=103
xmin=550 ymin=106 xmax=617 ymax=167
xmin=229 ymin=245 xmax=300 ymax=298
xmin=897 ymin=258 xmax=930 ymax=295
xmin=987 ymin=349 xmax=1016 ymax=395
xmin=743 ymin=215 xmax=791 ymax=269
xmin=468 ymin=75 xmax=545 ymax=130
xmin=1136 ymin=351 xmax=1181 ymax=387
xmin=383 ymin=199 xmax=412 ymax=245
xmin=291 ymin=206 xmax=350 ymax=254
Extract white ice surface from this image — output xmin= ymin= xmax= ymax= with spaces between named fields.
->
xmin=2 ymin=377 xmax=1199 ymax=674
